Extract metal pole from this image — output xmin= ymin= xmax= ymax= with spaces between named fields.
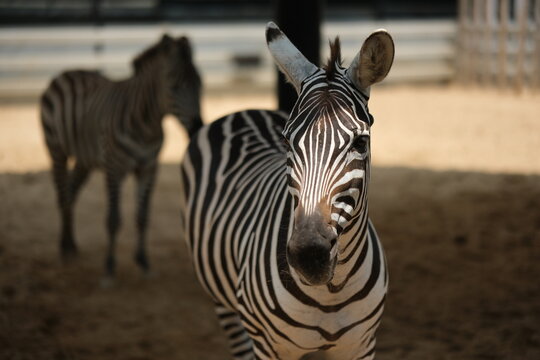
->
xmin=274 ymin=0 xmax=323 ymax=112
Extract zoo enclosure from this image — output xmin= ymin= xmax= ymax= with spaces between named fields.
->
xmin=0 ymin=20 xmax=455 ymax=100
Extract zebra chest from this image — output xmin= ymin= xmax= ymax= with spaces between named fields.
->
xmin=237 ymin=298 xmax=382 ymax=359
xmin=234 ymin=250 xmax=386 ymax=356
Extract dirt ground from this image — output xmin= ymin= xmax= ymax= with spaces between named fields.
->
xmin=1 ymin=86 xmax=539 ymax=359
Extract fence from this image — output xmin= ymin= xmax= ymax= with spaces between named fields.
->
xmin=0 ymin=20 xmax=456 ymax=100
xmin=458 ymin=0 xmax=540 ymax=90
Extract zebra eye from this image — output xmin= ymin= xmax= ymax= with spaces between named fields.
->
xmin=351 ymin=135 xmax=369 ymax=153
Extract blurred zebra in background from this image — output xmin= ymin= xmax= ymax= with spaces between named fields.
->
xmin=41 ymin=34 xmax=202 ymax=278
xmin=181 ymin=23 xmax=393 ymax=359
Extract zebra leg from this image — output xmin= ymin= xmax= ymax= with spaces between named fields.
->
xmin=104 ymin=171 xmax=125 ymax=277
xmin=69 ymin=161 xmax=90 ymax=203
xmin=215 ymin=303 xmax=254 ymax=360
xmin=49 ymin=151 xmax=77 ymax=259
xmin=64 ymin=161 xmax=91 ymax=250
xmin=133 ymin=163 xmax=157 ymax=274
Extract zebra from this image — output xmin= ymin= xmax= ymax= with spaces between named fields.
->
xmin=41 ymin=34 xmax=202 ymax=278
xmin=180 ymin=22 xmax=394 ymax=359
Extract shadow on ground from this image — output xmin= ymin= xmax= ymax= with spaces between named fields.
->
xmin=1 ymin=164 xmax=539 ymax=360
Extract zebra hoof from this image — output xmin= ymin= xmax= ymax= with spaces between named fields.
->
xmin=134 ymin=252 xmax=150 ymax=273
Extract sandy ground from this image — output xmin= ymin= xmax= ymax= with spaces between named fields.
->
xmin=1 ymin=85 xmax=540 ymax=359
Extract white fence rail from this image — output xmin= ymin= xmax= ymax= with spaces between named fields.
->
xmin=0 ymin=20 xmax=456 ymax=99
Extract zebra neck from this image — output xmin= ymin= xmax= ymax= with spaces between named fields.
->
xmin=131 ymin=66 xmax=168 ymax=125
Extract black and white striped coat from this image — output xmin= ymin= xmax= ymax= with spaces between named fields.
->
xmin=41 ymin=34 xmax=202 ymax=277
xmin=180 ymin=23 xmax=394 ymax=359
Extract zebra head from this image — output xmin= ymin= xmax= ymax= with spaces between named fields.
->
xmin=133 ymin=34 xmax=203 ymax=136
xmin=166 ymin=35 xmax=203 ymax=136
xmin=266 ymin=22 xmax=394 ymax=286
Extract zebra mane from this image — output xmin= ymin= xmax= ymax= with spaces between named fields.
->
xmin=324 ymin=37 xmax=342 ymax=81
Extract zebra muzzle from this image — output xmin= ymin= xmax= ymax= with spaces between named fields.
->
xmin=286 ymin=230 xmax=338 ymax=286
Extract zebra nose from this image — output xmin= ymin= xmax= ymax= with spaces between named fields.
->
xmin=286 ymin=234 xmax=336 ymax=286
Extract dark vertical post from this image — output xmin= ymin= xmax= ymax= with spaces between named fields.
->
xmin=92 ymin=0 xmax=103 ymax=26
xmin=275 ymin=0 xmax=323 ymax=112
xmin=92 ymin=0 xmax=104 ymax=70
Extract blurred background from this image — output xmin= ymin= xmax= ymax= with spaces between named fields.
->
xmin=1 ymin=1 xmax=539 ymax=359
xmin=0 ymin=0 xmax=459 ymax=99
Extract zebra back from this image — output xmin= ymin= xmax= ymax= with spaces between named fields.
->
xmin=40 ymin=34 xmax=202 ymax=169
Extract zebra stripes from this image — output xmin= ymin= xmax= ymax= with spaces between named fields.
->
xmin=180 ymin=23 xmax=394 ymax=359
xmin=41 ymin=34 xmax=202 ymax=277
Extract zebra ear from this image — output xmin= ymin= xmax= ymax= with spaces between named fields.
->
xmin=161 ymin=33 xmax=174 ymax=49
xmin=346 ymin=30 xmax=394 ymax=92
xmin=161 ymin=33 xmax=173 ymax=42
xmin=265 ymin=22 xmax=318 ymax=93
xmin=177 ymin=36 xmax=193 ymax=60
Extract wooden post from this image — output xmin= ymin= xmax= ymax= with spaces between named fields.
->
xmin=275 ymin=0 xmax=322 ymax=112
xmin=498 ymin=0 xmax=509 ymax=88
xmin=535 ymin=0 xmax=540 ymax=89
xmin=514 ymin=0 xmax=528 ymax=92
xmin=458 ymin=0 xmax=469 ymax=84
xmin=472 ymin=0 xmax=483 ymax=83
xmin=483 ymin=0 xmax=496 ymax=85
